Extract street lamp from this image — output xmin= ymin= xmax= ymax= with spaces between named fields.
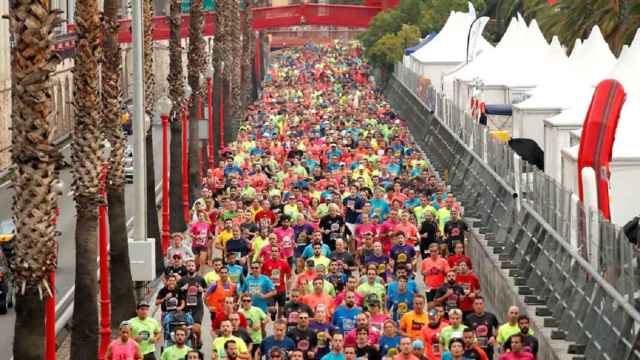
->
xmin=98 ymin=141 xmax=111 ymax=360
xmin=45 ymin=177 xmax=65 ymax=360
xmin=182 ymin=84 xmax=192 ymax=224
xmin=207 ymin=63 xmax=214 ymax=169
xmin=156 ymin=96 xmax=172 ymax=256
xmin=219 ymin=61 xmax=225 ymax=151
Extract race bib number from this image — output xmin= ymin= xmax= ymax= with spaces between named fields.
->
xmin=397 ymin=253 xmax=408 ymax=263
xmin=475 ymin=324 xmax=489 ymax=347
xmin=288 ymin=311 xmax=300 ymax=325
xmin=342 ymin=318 xmax=355 ymax=332
xmin=411 ymin=320 xmax=423 ymax=331
xmin=186 ymin=285 xmax=198 ymax=307
xmin=271 ymin=269 xmax=281 ymax=285
xmin=249 ymin=283 xmax=260 ymax=296
xmin=397 ymin=303 xmax=408 ymax=318
xmin=317 ymin=332 xmax=327 ymax=347
xmin=446 ymin=294 xmax=458 ymax=311
xmin=347 ymin=200 xmax=355 ymax=208
xmin=297 ymin=339 xmax=310 ymax=351
xmin=451 ymin=228 xmax=460 ymax=237
xmin=139 ymin=330 xmax=150 ymax=341
xmin=282 ymin=236 xmax=292 ymax=248
xmin=331 ymin=223 xmax=340 ymax=232
xmin=166 ymin=297 xmax=178 ymax=311
xmin=377 ymin=263 xmax=386 ymax=274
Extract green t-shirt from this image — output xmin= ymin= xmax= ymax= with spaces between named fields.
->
xmin=311 ymin=255 xmax=331 ymax=269
xmin=439 ymin=324 xmax=467 ymax=349
xmin=252 ymin=236 xmax=270 ymax=262
xmin=240 ymin=306 xmax=268 ymax=343
xmin=161 ymin=344 xmax=192 ymax=360
xmin=356 ymin=282 xmax=386 ymax=308
xmin=305 ymin=280 xmax=336 ymax=297
xmin=204 ymin=270 xmax=220 ymax=286
xmin=414 ymin=205 xmax=437 ymax=225
xmin=497 ymin=323 xmax=533 ymax=345
xmin=213 ymin=335 xmax=248 ymax=357
xmin=128 ymin=316 xmax=161 ymax=355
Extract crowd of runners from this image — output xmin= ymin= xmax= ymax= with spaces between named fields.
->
xmin=106 ymin=42 xmax=540 ymax=360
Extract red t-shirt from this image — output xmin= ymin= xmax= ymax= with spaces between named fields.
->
xmin=262 ymin=258 xmax=291 ymax=292
xmin=455 ymin=272 xmax=480 ymax=312
xmin=447 ymin=254 xmax=472 ymax=269
xmin=212 ymin=311 xmax=247 ymax=331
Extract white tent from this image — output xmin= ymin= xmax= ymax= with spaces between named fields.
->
xmin=512 ymin=26 xmax=617 ymax=159
xmin=443 ymin=18 xmax=552 ymax=114
xmin=560 ymin=37 xmax=640 ymax=225
xmin=410 ymin=3 xmax=492 ymax=93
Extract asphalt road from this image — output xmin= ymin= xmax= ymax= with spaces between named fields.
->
xmin=0 ymin=122 xmax=164 ymax=359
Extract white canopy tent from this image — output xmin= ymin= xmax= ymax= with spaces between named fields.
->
xmin=560 ymin=35 xmax=640 ymax=225
xmin=443 ymin=17 xmax=552 ymax=115
xmin=511 ymin=25 xmax=617 ymax=163
xmin=410 ymin=3 xmax=492 ymax=93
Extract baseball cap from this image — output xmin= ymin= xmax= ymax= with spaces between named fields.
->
xmin=137 ymin=301 xmax=150 ymax=309
xmin=428 ymin=309 xmax=438 ymax=318
xmin=412 ymin=340 xmax=424 ymax=349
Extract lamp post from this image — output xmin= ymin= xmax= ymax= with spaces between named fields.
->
xmin=45 ymin=179 xmax=64 ymax=360
xmin=157 ymin=96 xmax=172 ymax=256
xmin=219 ymin=61 xmax=225 ymax=151
xmin=98 ymin=141 xmax=112 ymax=360
xmin=182 ymin=84 xmax=192 ymax=223
xmin=207 ymin=63 xmax=214 ymax=169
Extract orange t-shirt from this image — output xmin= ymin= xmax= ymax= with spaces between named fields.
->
xmin=399 ymin=311 xmax=429 ymax=340
xmin=421 ymin=322 xmax=447 ymax=359
xmin=302 ymin=292 xmax=334 ymax=316
xmin=420 ymin=257 xmax=450 ymax=290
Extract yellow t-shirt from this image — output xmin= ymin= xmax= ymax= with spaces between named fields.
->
xmin=212 ymin=335 xmax=248 ymax=357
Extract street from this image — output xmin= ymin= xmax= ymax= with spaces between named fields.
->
xmin=0 ymin=122 xmax=164 ymax=360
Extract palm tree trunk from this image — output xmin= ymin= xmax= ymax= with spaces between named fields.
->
xmin=9 ymin=0 xmax=62 ymax=357
xmin=229 ymin=0 xmax=242 ymax=141
xmin=143 ymin=0 xmax=163 ymax=273
xmin=70 ymin=0 xmax=102 ymax=355
xmin=14 ymin=293 xmax=46 ymax=360
xmin=168 ymin=0 xmax=186 ymax=232
xmin=102 ymin=0 xmax=137 ymax=328
xmin=241 ymin=2 xmax=255 ymax=106
xmin=188 ymin=0 xmax=205 ymax=203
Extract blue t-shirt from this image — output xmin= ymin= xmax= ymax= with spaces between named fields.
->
xmin=379 ymin=335 xmax=401 ymax=356
xmin=227 ymin=264 xmax=244 ymax=286
xmin=441 ymin=353 xmax=473 ymax=360
xmin=301 ymin=243 xmax=332 ymax=259
xmin=331 ymin=306 xmax=362 ymax=333
xmin=240 ymin=274 xmax=275 ymax=312
xmin=260 ymin=336 xmax=295 ymax=359
xmin=386 ymin=291 xmax=414 ymax=322
xmin=369 ymin=199 xmax=390 ymax=220
xmin=387 ymin=280 xmax=418 ymax=296
xmin=321 ymin=352 xmax=345 ymax=360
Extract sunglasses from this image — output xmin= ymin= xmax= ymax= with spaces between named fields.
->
xmin=242 ymin=299 xmax=252 ymax=302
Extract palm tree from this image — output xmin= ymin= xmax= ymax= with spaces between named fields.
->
xmin=229 ymin=0 xmax=242 ymax=140
xmin=168 ymin=0 xmax=187 ymax=232
xmin=8 ymin=1 xmax=63 ymax=358
xmin=70 ymin=0 xmax=102 ymax=355
xmin=214 ymin=0 xmax=233 ymax=147
xmin=143 ymin=0 xmax=164 ymax=273
xmin=102 ymin=0 xmax=137 ymax=328
xmin=241 ymin=0 xmax=255 ymax=108
xmin=187 ymin=0 xmax=206 ymax=203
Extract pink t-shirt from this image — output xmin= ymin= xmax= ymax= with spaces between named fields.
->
xmin=109 ymin=339 xmax=140 ymax=360
xmin=498 ymin=352 xmax=535 ymax=360
xmin=189 ymin=222 xmax=211 ymax=248
xmin=273 ymin=226 xmax=295 ymax=257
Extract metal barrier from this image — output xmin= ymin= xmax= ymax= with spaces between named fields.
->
xmin=386 ymin=72 xmax=640 ymax=359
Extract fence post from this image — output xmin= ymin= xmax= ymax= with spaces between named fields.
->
xmin=513 ymin=153 xmax=521 ymax=213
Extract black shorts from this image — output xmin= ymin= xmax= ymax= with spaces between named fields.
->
xmin=189 ymin=307 xmax=204 ymax=324
xmin=272 ymin=292 xmax=287 ymax=308
xmin=192 ymin=245 xmax=208 ymax=255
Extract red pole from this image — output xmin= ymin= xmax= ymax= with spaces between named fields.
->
xmin=181 ymin=108 xmax=190 ymax=223
xmin=219 ymin=83 xmax=224 ymax=150
xmin=161 ymin=114 xmax=170 ymax=255
xmin=207 ymin=77 xmax=214 ymax=169
xmin=45 ymin=271 xmax=55 ymax=360
xmin=98 ymin=164 xmax=111 ymax=359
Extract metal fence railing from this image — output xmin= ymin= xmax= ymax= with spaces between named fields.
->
xmin=387 ymin=70 xmax=640 ymax=359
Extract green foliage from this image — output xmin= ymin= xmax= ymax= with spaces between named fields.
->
xmin=365 ymin=24 xmax=421 ymax=73
xmin=359 ymin=9 xmax=406 ymax=49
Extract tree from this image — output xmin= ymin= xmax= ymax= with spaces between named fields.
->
xmin=213 ymin=0 xmax=232 ymax=161
xmin=187 ymin=0 xmax=206 ymax=204
xmin=102 ymin=0 xmax=137 ymax=329
xmin=241 ymin=0 xmax=256 ymax=108
xmin=358 ymin=9 xmax=405 ymax=50
xmin=70 ymin=0 xmax=102 ymax=355
xmin=228 ymin=0 xmax=243 ymax=140
xmin=168 ymin=0 xmax=187 ymax=231
xmin=366 ymin=24 xmax=420 ymax=74
xmin=143 ymin=0 xmax=164 ymax=274
xmin=8 ymin=0 xmax=63 ymax=357
xmin=528 ymin=0 xmax=640 ymax=55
